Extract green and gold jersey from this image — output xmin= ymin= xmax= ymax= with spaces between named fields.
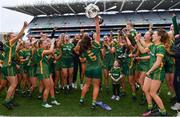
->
xmin=54 ymin=48 xmax=62 ymax=63
xmin=82 ymin=41 xmax=102 ymax=70
xmin=34 ymin=48 xmax=49 ymax=75
xmin=61 ymin=43 xmax=74 ymax=60
xmin=48 ymin=54 xmax=54 ymax=73
xmin=149 ymin=44 xmax=166 ymax=71
xmin=0 ymin=52 xmax=5 ymax=67
xmin=28 ymin=48 xmax=35 ymax=66
xmin=139 ymin=52 xmax=149 ymax=64
xmin=129 ymin=49 xmax=137 ymax=69
xmin=115 ymin=45 xmax=123 ymax=59
xmin=3 ymin=41 xmax=17 ymax=66
xmin=103 ymin=43 xmax=114 ymax=67
xmin=129 ymin=29 xmax=137 ymax=46
xmin=54 ymin=48 xmax=61 ymax=57
xmin=110 ymin=67 xmax=122 ymax=79
xmin=18 ymin=48 xmax=31 ymax=66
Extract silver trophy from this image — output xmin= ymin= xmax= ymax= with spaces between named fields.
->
xmin=85 ymin=3 xmax=103 ymax=24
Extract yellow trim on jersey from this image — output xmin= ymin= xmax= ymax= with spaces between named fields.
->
xmin=160 ymin=62 xmax=164 ymax=70
xmin=40 ymin=50 xmax=44 ymax=74
xmin=40 ymin=60 xmax=43 ymax=74
xmin=156 ymin=54 xmax=164 ymax=57
xmin=8 ymin=41 xmax=12 ymax=65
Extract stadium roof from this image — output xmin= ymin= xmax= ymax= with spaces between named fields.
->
xmin=3 ymin=0 xmax=180 ymax=16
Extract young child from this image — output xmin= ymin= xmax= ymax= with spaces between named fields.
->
xmin=109 ymin=60 xmax=124 ymax=101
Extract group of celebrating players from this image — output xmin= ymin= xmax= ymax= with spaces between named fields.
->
xmin=0 ymin=14 xmax=179 ymax=116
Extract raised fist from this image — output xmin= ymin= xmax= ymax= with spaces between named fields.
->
xmin=24 ymin=21 xmax=28 ymax=27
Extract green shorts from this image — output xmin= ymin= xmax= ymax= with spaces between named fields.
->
xmin=150 ymin=69 xmax=165 ymax=81
xmin=55 ymin=60 xmax=62 ymax=71
xmin=122 ymin=64 xmax=129 ymax=76
xmin=49 ymin=63 xmax=54 ymax=74
xmin=2 ymin=65 xmax=16 ymax=77
xmin=0 ymin=69 xmax=7 ymax=80
xmin=103 ymin=64 xmax=112 ymax=71
xmin=28 ymin=66 xmax=37 ymax=78
xmin=61 ymin=58 xmax=74 ymax=68
xmin=36 ymin=64 xmax=50 ymax=80
xmin=36 ymin=73 xmax=50 ymax=80
xmin=1 ymin=74 xmax=7 ymax=80
xmin=20 ymin=65 xmax=28 ymax=74
xmin=16 ymin=68 xmax=21 ymax=74
xmin=137 ymin=62 xmax=149 ymax=72
xmin=85 ymin=67 xmax=102 ymax=79
xmin=128 ymin=65 xmax=135 ymax=76
xmin=164 ymin=63 xmax=175 ymax=73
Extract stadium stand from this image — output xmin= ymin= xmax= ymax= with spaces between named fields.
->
xmin=26 ymin=12 xmax=180 ymax=38
xmin=3 ymin=0 xmax=180 ymax=38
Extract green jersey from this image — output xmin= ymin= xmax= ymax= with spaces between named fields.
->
xmin=115 ymin=44 xmax=129 ymax=75
xmin=137 ymin=52 xmax=150 ymax=72
xmin=139 ymin=52 xmax=149 ymax=64
xmin=149 ymin=44 xmax=166 ymax=71
xmin=83 ymin=41 xmax=102 ymax=68
xmin=61 ymin=43 xmax=74 ymax=60
xmin=0 ymin=52 xmax=5 ymax=67
xmin=54 ymin=48 xmax=61 ymax=62
xmin=0 ymin=52 xmax=5 ymax=62
xmin=34 ymin=48 xmax=49 ymax=76
xmin=54 ymin=48 xmax=62 ymax=70
xmin=115 ymin=45 xmax=123 ymax=59
xmin=110 ymin=67 xmax=122 ymax=79
xmin=48 ymin=55 xmax=54 ymax=73
xmin=19 ymin=48 xmax=31 ymax=66
xmin=3 ymin=41 xmax=17 ymax=67
xmin=82 ymin=41 xmax=102 ymax=78
xmin=103 ymin=44 xmax=114 ymax=70
xmin=28 ymin=48 xmax=34 ymax=66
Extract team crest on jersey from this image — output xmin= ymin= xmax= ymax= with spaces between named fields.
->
xmin=87 ymin=50 xmax=97 ymax=61
xmin=150 ymin=51 xmax=155 ymax=56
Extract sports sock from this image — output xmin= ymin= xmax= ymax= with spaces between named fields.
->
xmin=80 ymin=96 xmax=84 ymax=100
xmin=160 ymin=108 xmax=167 ymax=115
xmin=43 ymin=101 xmax=47 ymax=105
xmin=51 ymin=96 xmax=56 ymax=101
xmin=4 ymin=98 xmax=11 ymax=104
xmin=92 ymin=100 xmax=96 ymax=105
xmin=148 ymin=104 xmax=153 ymax=110
xmin=132 ymin=92 xmax=136 ymax=96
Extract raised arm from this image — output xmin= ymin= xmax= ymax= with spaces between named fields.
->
xmin=42 ymin=39 xmax=55 ymax=55
xmin=139 ymin=38 xmax=148 ymax=48
xmin=95 ymin=16 xmax=100 ymax=42
xmin=73 ymin=40 xmax=81 ymax=54
xmin=125 ymin=36 xmax=134 ymax=51
xmin=11 ymin=21 xmax=28 ymax=44
xmin=148 ymin=24 xmax=153 ymax=32
xmin=135 ymin=33 xmax=150 ymax=54
xmin=172 ymin=14 xmax=179 ymax=36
